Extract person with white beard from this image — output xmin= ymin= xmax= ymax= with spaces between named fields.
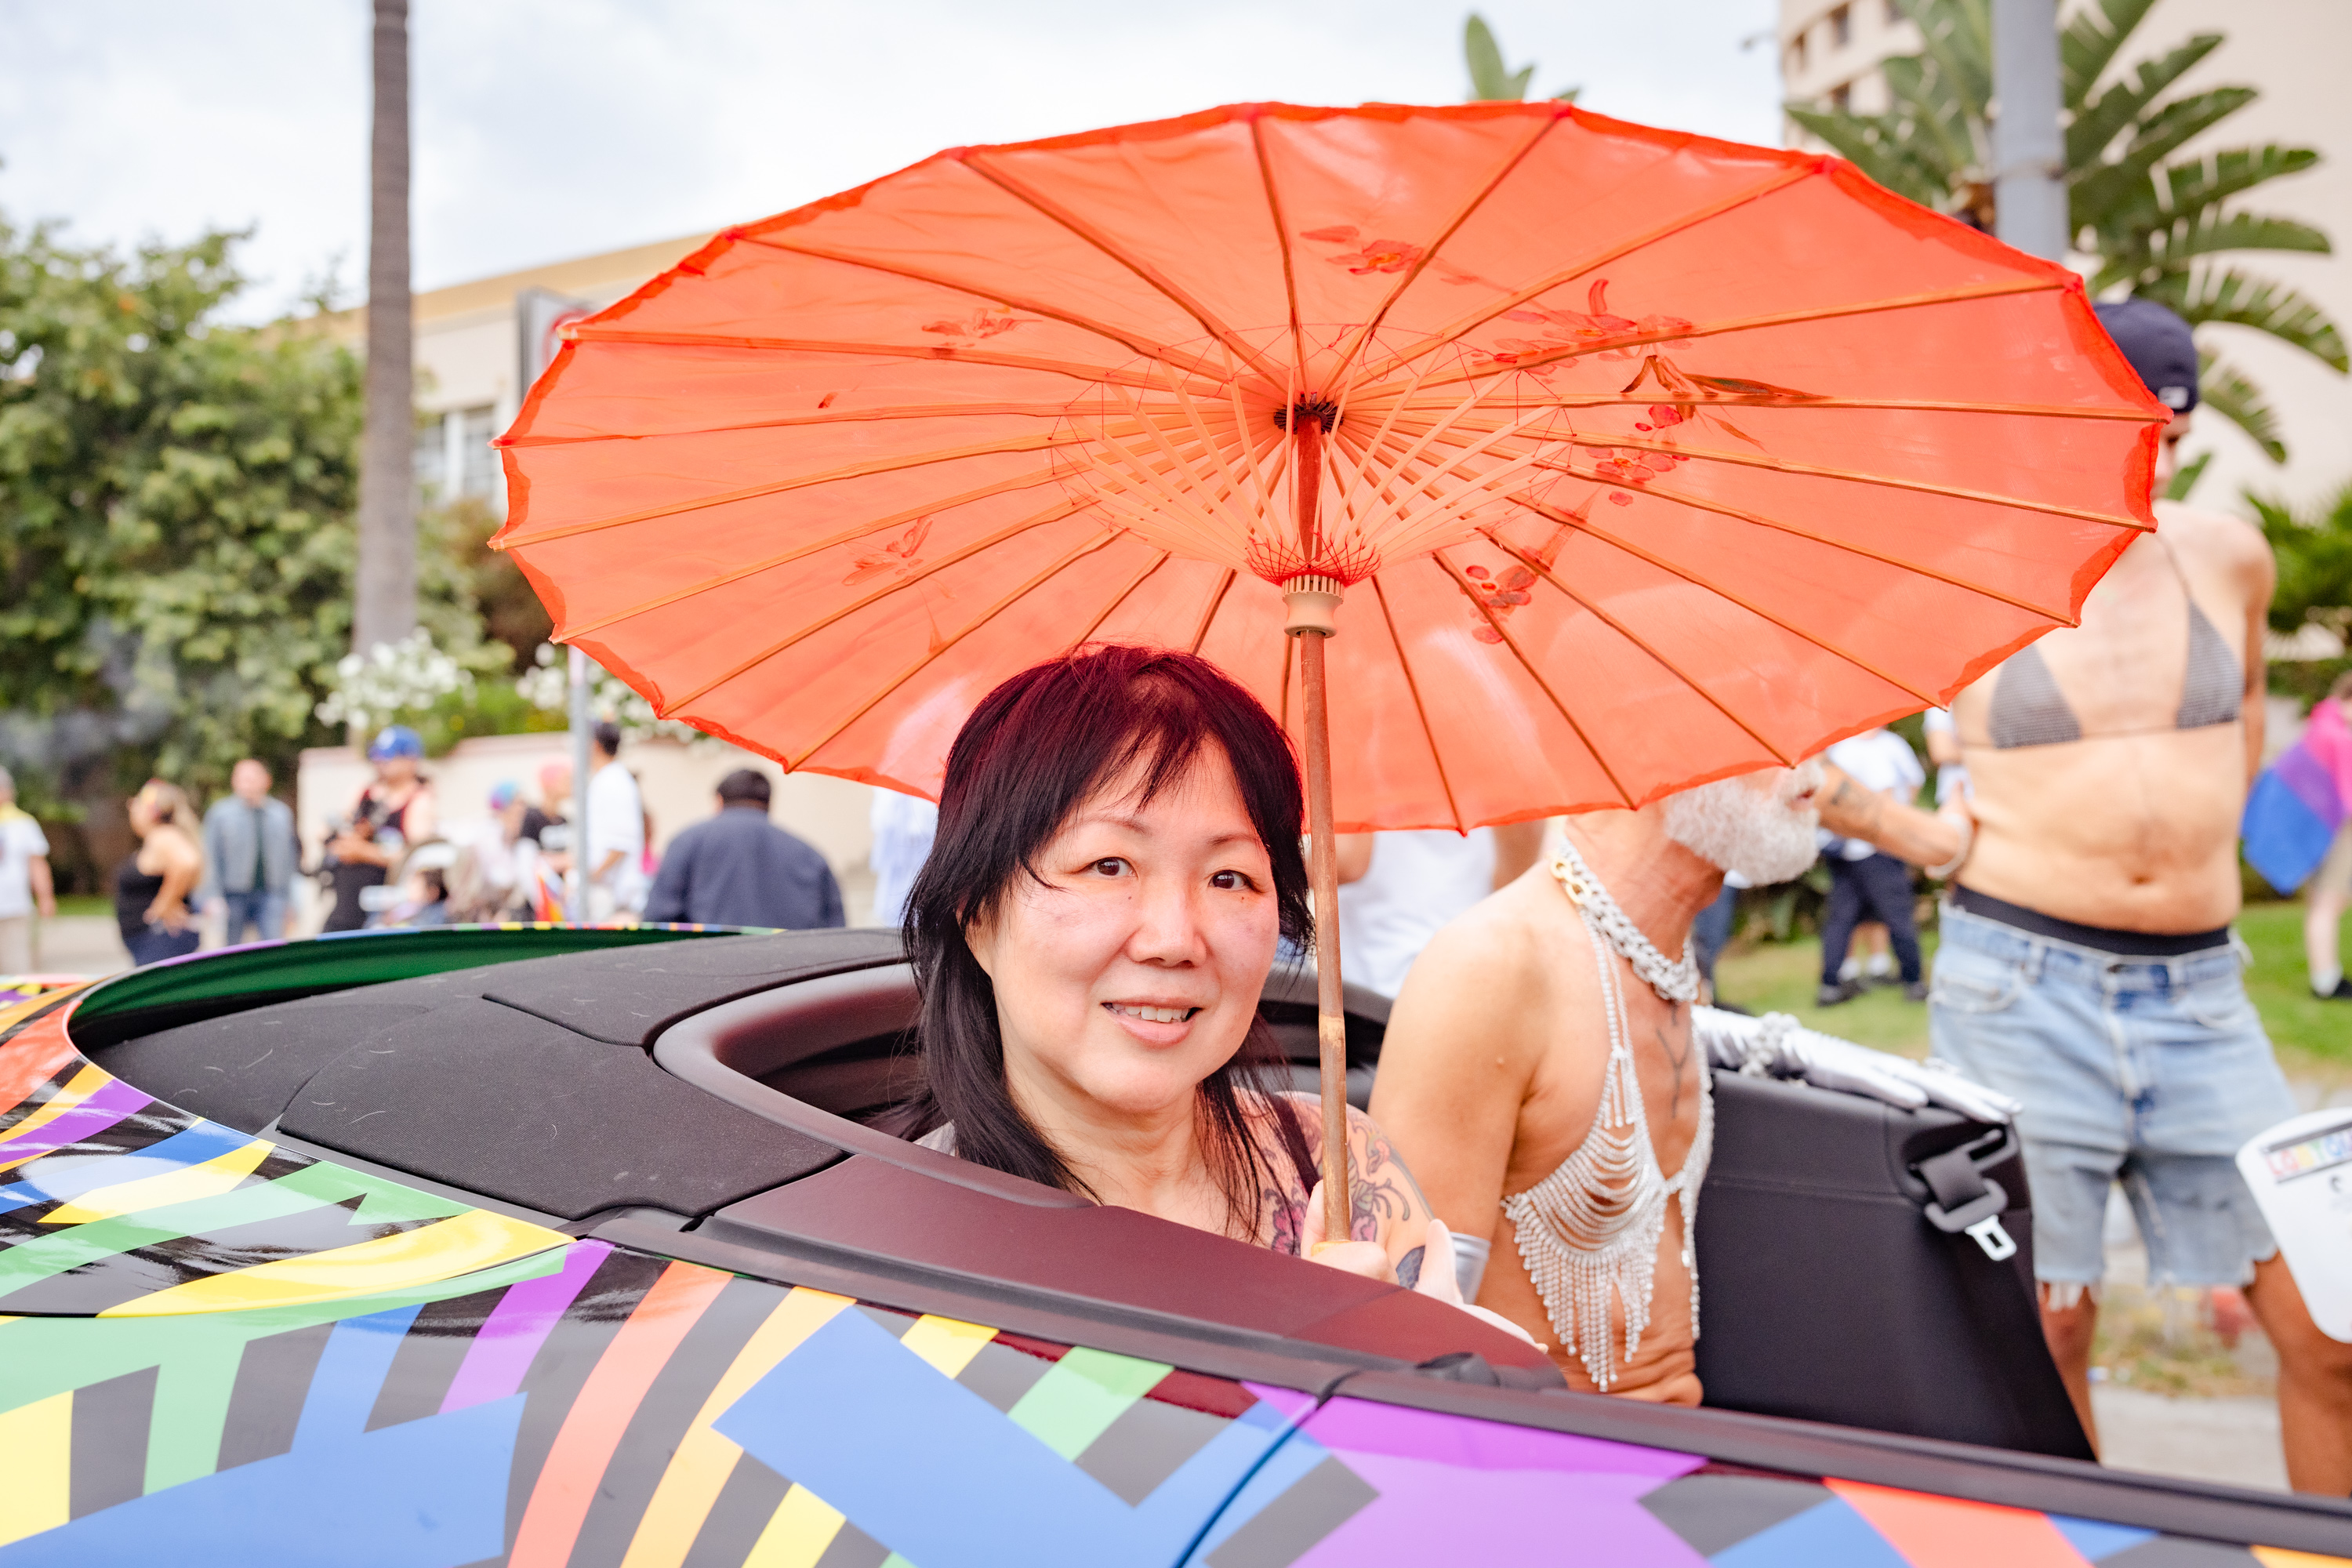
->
xmin=1370 ymin=764 xmax=2016 ymax=1403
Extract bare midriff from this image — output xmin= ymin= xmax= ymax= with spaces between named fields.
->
xmin=1958 ymin=728 xmax=2246 ymax=932
xmin=1950 ymin=508 xmax=2263 ymax=936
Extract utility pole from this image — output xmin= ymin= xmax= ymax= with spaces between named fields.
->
xmin=1991 ymin=0 xmax=2068 ymax=261
xmin=354 ymin=0 xmax=417 ymax=654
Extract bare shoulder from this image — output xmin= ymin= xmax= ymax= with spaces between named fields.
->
xmin=1384 ymin=873 xmax=1559 ymax=1065
xmin=2154 ymin=499 xmax=2272 ymax=583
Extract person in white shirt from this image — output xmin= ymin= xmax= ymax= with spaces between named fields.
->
xmin=868 ymin=789 xmax=939 ymax=930
xmin=1817 ymin=728 xmax=1928 ymax=1005
xmin=1922 ymin=707 xmax=1970 ymax=808
xmin=0 ymin=767 xmax=55 ymax=974
xmin=584 ymin=722 xmax=647 ymax=918
xmin=1334 ymin=825 xmax=1548 ymax=997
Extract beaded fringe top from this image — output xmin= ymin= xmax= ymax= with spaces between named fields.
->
xmin=1502 ymin=889 xmax=1713 ymax=1391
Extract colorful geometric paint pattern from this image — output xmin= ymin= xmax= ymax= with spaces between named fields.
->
xmin=0 ymin=1003 xmax=567 ymax=1317
xmin=0 ymin=984 xmax=2343 ymax=1564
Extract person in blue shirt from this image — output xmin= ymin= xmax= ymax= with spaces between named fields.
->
xmin=642 ymin=769 xmax=844 ymax=930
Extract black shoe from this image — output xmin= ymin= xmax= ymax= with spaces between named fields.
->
xmin=1817 ymin=982 xmax=1860 ymax=1007
xmin=2318 ymin=978 xmax=2352 ymax=1000
xmin=1902 ymin=980 xmax=1929 ymax=1002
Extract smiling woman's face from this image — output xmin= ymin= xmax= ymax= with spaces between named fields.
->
xmin=963 ymin=742 xmax=1279 ymax=1131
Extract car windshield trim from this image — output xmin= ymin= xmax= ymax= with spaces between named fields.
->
xmin=67 ymin=924 xmax=739 ymax=1047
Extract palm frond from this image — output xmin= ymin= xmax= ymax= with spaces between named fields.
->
xmin=1883 ymin=52 xmax=1987 ymax=180
xmin=2065 ymin=34 xmax=2222 ymax=170
xmin=1904 ymin=0 xmax=1993 ymax=121
xmin=2089 ymin=144 xmax=2321 ymax=241
xmin=1786 ymin=106 xmax=1955 ymax=207
xmin=2159 ymin=211 xmax=2333 ymax=267
xmin=2159 ymin=147 xmax=2324 ymax=222
xmin=2118 ymin=85 xmax=2259 ymax=172
xmin=2060 ymin=0 xmax=2161 ymax=111
xmin=1464 ymin=15 xmax=1520 ymax=101
xmin=2163 ymin=449 xmax=2212 ymax=502
xmin=2071 ymin=88 xmax=2256 ymax=223
xmin=2161 ymin=268 xmax=2348 ymax=371
xmin=2251 ymin=482 xmax=2352 ymax=632
xmin=2197 ymin=350 xmax=2287 ymax=463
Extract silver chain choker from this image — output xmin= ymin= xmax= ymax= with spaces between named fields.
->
xmin=1549 ymin=840 xmax=1700 ymax=1004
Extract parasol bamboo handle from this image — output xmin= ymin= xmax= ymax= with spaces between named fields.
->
xmin=1285 ymin=401 xmax=1351 ymax=1249
xmin=1298 ymin=627 xmax=1352 ymax=1248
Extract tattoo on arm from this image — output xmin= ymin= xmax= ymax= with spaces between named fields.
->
xmin=1348 ymin=1118 xmax=1430 ymax=1245
xmin=1396 ymin=1245 xmax=1425 ymax=1290
xmin=1825 ymin=777 xmax=1883 ymax=836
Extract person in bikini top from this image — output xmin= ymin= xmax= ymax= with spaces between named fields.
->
xmin=1812 ymin=299 xmax=2352 ymax=1494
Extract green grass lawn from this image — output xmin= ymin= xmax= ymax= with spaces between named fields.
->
xmin=1715 ymin=899 xmax=2349 ymax=1077
xmin=1713 ymin=931 xmax=1941 ymax=1057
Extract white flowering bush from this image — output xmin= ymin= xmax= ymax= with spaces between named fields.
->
xmin=316 ymin=630 xmax=474 ymax=731
xmin=517 ymin=643 xmax=705 ymax=743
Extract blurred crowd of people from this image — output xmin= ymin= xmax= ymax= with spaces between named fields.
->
xmin=0 ymin=719 xmax=852 ymax=971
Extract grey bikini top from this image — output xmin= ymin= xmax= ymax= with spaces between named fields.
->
xmin=1987 ymin=557 xmax=2241 ymax=749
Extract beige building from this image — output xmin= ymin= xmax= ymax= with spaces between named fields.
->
xmin=1777 ymin=0 xmax=2351 ymax=511
xmin=305 ymin=231 xmax=908 ymax=920
xmin=394 ymin=233 xmax=715 ymax=509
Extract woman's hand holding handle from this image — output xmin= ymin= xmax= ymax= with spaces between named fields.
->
xmin=1298 ymin=1182 xmax=1392 ymax=1283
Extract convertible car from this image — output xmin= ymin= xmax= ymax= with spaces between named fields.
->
xmin=0 ymin=925 xmax=2343 ymax=1566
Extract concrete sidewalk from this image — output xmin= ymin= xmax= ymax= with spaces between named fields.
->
xmin=24 ymin=915 xmax=129 ymax=979
xmin=2089 ymin=1203 xmax=2289 ymax=1494
xmin=2092 ymin=1388 xmax=2287 ymax=1493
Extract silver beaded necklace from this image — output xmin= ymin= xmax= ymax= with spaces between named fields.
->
xmin=1548 ymin=840 xmax=1700 ymax=1004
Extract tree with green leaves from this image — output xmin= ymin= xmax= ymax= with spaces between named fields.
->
xmin=1787 ymin=0 xmax=2342 ymax=463
xmin=0 ymin=215 xmax=496 ymax=824
xmin=2249 ymin=481 xmax=2352 ymax=704
xmin=2255 ymin=482 xmax=2352 ymax=635
xmin=1463 ymin=13 xmax=1578 ymax=103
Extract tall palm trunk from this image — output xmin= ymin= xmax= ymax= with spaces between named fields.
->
xmin=354 ymin=0 xmax=416 ymax=655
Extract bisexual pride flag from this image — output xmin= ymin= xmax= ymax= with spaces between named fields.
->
xmin=2244 ymin=696 xmax=2352 ymax=892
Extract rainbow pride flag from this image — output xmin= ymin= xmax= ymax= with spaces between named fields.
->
xmin=2244 ymin=695 xmax=2352 ymax=892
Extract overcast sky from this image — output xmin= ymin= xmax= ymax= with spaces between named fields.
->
xmin=1 ymin=0 xmax=1783 ymax=320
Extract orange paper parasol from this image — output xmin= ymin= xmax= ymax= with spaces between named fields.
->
xmin=495 ymin=101 xmax=2164 ymax=1229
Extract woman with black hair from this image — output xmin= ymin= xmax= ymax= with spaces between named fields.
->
xmin=897 ymin=644 xmax=1497 ymax=1305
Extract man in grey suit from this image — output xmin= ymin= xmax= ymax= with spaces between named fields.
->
xmin=201 ymin=759 xmax=299 ymax=943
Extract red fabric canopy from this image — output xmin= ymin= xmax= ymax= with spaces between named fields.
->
xmin=497 ymin=100 xmax=2160 ymax=828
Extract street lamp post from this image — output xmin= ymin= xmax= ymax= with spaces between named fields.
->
xmin=1991 ymin=0 xmax=2068 ymax=262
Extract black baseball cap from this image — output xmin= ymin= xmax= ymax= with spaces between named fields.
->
xmin=2093 ymin=297 xmax=2198 ymax=413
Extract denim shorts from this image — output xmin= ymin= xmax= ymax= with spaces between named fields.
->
xmin=1929 ymin=902 xmax=2296 ymax=1290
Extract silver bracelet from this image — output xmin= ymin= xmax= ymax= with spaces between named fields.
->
xmin=1740 ymin=1011 xmax=1799 ymax=1077
xmin=1924 ymin=816 xmax=1974 ymax=880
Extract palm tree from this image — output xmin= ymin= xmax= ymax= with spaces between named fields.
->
xmin=1463 ymin=13 xmax=1577 ymax=103
xmin=354 ymin=0 xmax=416 ymax=655
xmin=1788 ymin=0 xmax=2342 ymax=463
